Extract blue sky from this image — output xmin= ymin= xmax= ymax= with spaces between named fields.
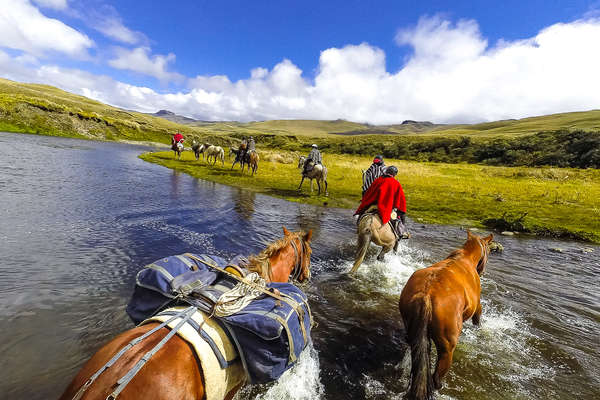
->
xmin=1 ymin=0 xmax=600 ymax=123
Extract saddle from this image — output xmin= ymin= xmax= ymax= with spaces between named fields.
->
xmin=356 ymin=205 xmax=409 ymax=239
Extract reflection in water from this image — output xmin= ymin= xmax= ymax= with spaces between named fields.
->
xmin=296 ymin=207 xmax=326 ymax=240
xmin=232 ymin=187 xmax=256 ymax=220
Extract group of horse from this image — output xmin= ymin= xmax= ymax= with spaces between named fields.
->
xmin=170 ymin=139 xmax=259 ymax=175
xmin=59 ymin=222 xmax=493 ymax=400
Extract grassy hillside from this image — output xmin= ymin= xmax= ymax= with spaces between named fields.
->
xmin=0 ymin=77 xmax=599 ymax=168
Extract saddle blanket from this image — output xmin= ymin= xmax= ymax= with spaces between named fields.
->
xmin=143 ymin=307 xmax=245 ymax=400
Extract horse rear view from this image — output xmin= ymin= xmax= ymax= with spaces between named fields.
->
xmin=399 ymin=231 xmax=493 ymax=400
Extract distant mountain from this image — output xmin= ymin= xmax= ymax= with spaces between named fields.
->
xmin=148 ymin=109 xmax=199 ymax=125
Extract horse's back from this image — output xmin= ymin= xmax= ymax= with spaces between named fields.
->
xmin=60 ymin=324 xmax=203 ymax=400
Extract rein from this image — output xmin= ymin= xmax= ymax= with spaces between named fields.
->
xmin=289 ymin=237 xmax=307 ymax=283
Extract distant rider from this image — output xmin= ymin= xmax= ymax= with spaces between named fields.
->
xmin=362 ymin=155 xmax=386 ymax=195
xmin=247 ymin=136 xmax=256 ymax=152
xmin=354 ymin=166 xmax=408 ymax=246
xmin=172 ymin=132 xmax=184 ymax=145
xmin=303 ymin=144 xmax=322 ymax=174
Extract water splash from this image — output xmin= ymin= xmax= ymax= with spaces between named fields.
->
xmin=237 ymin=343 xmax=324 ymax=400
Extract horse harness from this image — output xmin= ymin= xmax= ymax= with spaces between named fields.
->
xmin=71 ymin=240 xmax=309 ymax=400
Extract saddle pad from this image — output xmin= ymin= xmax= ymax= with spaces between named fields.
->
xmin=143 ymin=307 xmax=246 ymax=400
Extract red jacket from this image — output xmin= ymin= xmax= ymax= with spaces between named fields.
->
xmin=355 ymin=175 xmax=406 ymax=224
xmin=173 ymin=133 xmax=184 ymax=143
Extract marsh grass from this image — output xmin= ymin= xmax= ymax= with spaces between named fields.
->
xmin=141 ymin=150 xmax=600 ymax=242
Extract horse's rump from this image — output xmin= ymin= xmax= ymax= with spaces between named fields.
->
xmin=143 ymin=308 xmax=244 ymax=400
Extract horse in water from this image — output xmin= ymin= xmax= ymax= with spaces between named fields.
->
xmin=399 ymin=231 xmax=493 ymax=400
xmin=59 ymin=227 xmax=313 ymax=400
xmin=297 ymin=156 xmax=328 ymax=196
xmin=350 ymin=211 xmax=406 ymax=274
xmin=171 ymin=139 xmax=183 ymax=159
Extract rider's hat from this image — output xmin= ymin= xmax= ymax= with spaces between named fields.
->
xmin=385 ymin=166 xmax=398 ymax=176
xmin=311 ymin=144 xmax=318 ymax=148
xmin=373 ymin=155 xmax=384 ymax=164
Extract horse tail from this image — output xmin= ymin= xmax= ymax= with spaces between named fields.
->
xmin=405 ymin=295 xmax=434 ymax=400
xmin=350 ymin=215 xmax=372 ymax=274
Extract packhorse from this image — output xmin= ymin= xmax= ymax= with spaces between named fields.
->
xmin=297 ymin=156 xmax=328 ymax=196
xmin=399 ymin=231 xmax=493 ymax=400
xmin=243 ymin=150 xmax=259 ymax=176
xmin=59 ymin=227 xmax=313 ymax=400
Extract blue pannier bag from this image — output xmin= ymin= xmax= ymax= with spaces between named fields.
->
xmin=125 ymin=253 xmax=313 ymax=384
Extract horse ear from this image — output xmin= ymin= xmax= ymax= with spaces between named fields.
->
xmin=483 ymin=234 xmax=494 ymax=243
xmin=466 ymin=230 xmax=473 ymax=239
xmin=304 ymin=229 xmax=313 ymax=243
xmin=282 ymin=226 xmax=291 ymax=236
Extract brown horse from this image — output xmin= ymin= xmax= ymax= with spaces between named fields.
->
xmin=399 ymin=231 xmax=493 ymax=400
xmin=59 ymin=227 xmax=313 ymax=400
xmin=244 ymin=150 xmax=259 ymax=176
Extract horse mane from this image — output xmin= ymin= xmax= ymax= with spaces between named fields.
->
xmin=247 ymin=231 xmax=308 ymax=280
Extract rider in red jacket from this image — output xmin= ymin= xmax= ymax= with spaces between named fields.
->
xmin=173 ymin=132 xmax=184 ymax=144
xmin=355 ymin=166 xmax=407 ymax=244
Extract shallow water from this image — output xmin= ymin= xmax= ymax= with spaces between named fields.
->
xmin=0 ymin=132 xmax=598 ymax=399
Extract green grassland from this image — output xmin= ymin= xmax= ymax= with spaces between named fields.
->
xmin=141 ymin=150 xmax=600 ymax=242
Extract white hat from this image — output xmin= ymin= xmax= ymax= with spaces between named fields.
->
xmin=311 ymin=144 xmax=318 ymax=148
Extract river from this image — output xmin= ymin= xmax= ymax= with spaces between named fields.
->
xmin=0 ymin=132 xmax=598 ymax=400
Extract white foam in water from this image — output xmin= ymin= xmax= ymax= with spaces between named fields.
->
xmin=340 ymin=241 xmax=429 ymax=295
xmin=238 ymin=343 xmax=324 ymax=400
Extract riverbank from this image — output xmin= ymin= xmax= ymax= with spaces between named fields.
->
xmin=140 ymin=149 xmax=600 ymax=243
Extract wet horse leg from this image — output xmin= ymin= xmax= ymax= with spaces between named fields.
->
xmin=472 ymin=302 xmax=482 ymax=326
xmin=432 ymin=324 xmax=460 ymax=389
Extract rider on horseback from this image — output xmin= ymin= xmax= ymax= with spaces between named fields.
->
xmin=172 ymin=132 xmax=184 ymax=145
xmin=362 ymin=155 xmax=386 ymax=195
xmin=303 ymin=144 xmax=322 ymax=175
xmin=354 ymin=166 xmax=408 ymax=246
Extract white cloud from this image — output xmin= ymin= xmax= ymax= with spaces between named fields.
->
xmin=0 ymin=0 xmax=93 ymax=58
xmin=108 ymin=46 xmax=183 ymax=82
xmin=32 ymin=0 xmax=68 ymax=10
xmin=94 ymin=15 xmax=145 ymax=45
xmin=2 ymin=15 xmax=600 ymax=124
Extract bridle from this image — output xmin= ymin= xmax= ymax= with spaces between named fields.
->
xmin=289 ymin=236 xmax=310 ymax=282
xmin=475 ymin=238 xmax=489 ymax=275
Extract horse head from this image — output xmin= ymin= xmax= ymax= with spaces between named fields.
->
xmin=298 ymin=156 xmax=306 ymax=169
xmin=248 ymin=226 xmax=313 ymax=283
xmin=466 ymin=230 xmax=494 ymax=275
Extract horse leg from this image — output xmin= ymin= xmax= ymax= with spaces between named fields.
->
xmin=376 ymin=243 xmax=393 ymax=261
xmin=324 ymin=179 xmax=328 ymax=196
xmin=350 ymin=220 xmax=372 ymax=274
xmin=298 ymin=176 xmax=305 ymax=190
xmin=310 ymin=179 xmax=314 ymax=193
xmin=316 ymin=180 xmax=321 ymax=195
xmin=432 ymin=326 xmax=460 ymax=390
xmin=472 ymin=302 xmax=482 ymax=326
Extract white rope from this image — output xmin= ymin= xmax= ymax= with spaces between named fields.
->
xmin=213 ymin=272 xmax=267 ymax=317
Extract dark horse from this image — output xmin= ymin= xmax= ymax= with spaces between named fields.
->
xmin=171 ymin=139 xmax=183 ymax=159
xmin=191 ymin=140 xmax=202 ymax=160
xmin=399 ymin=231 xmax=493 ymax=400
xmin=59 ymin=227 xmax=313 ymax=400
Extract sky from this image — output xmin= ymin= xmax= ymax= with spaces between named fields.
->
xmin=1 ymin=0 xmax=600 ymax=124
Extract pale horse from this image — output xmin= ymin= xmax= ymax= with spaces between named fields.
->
xmin=297 ymin=156 xmax=328 ymax=196
xmin=199 ymin=144 xmax=225 ymax=166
